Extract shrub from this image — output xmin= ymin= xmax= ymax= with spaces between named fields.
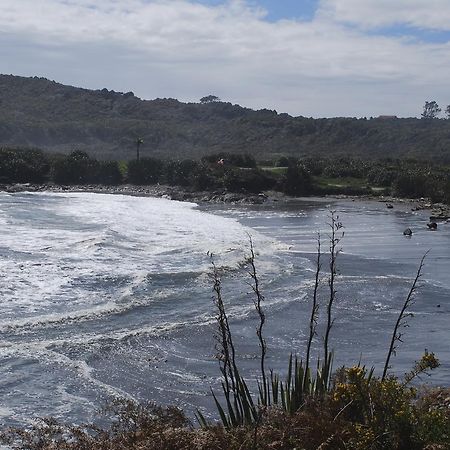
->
xmin=97 ymin=161 xmax=123 ymax=185
xmin=281 ymin=164 xmax=312 ymax=195
xmin=0 ymin=148 xmax=50 ymax=183
xmin=333 ymin=367 xmax=417 ymax=449
xmin=222 ymin=168 xmax=276 ymax=193
xmin=127 ymin=157 xmax=164 ymax=185
xmin=165 ymin=159 xmax=202 ymax=187
xmin=202 ymin=153 xmax=257 ymax=168
xmin=393 ymin=171 xmax=432 ymax=199
xmin=51 ymin=151 xmax=100 ymax=184
xmin=367 ymin=166 xmax=398 ymax=187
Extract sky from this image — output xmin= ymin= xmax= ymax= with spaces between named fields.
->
xmin=1 ymin=0 xmax=450 ymax=118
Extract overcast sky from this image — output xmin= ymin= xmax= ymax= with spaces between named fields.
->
xmin=1 ymin=0 xmax=450 ymax=117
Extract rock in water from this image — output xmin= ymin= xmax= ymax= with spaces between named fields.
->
xmin=403 ymin=228 xmax=413 ymax=236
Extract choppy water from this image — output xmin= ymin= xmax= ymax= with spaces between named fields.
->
xmin=0 ymin=192 xmax=448 ymax=426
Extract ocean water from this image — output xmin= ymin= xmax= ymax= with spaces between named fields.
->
xmin=0 ymin=192 xmax=448 ymax=426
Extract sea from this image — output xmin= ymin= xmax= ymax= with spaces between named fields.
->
xmin=0 ymin=191 xmax=448 ymax=427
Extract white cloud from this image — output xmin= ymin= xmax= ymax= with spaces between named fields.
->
xmin=319 ymin=0 xmax=450 ymax=31
xmin=0 ymin=0 xmax=449 ymax=117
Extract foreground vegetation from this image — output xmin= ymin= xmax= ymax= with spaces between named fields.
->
xmin=2 ymin=388 xmax=448 ymax=450
xmin=1 ymin=147 xmax=450 ymax=205
xmin=1 ymin=216 xmax=448 ymax=450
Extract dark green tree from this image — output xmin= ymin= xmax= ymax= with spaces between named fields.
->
xmin=200 ymin=95 xmax=220 ymax=104
xmin=165 ymin=159 xmax=201 ymax=186
xmin=0 ymin=148 xmax=50 ymax=183
xmin=421 ymin=101 xmax=441 ymax=119
xmin=52 ymin=151 xmax=100 ymax=184
xmin=393 ymin=170 xmax=432 ymax=198
xmin=97 ymin=161 xmax=122 ymax=185
xmin=282 ymin=164 xmax=312 ymax=196
xmin=127 ymin=158 xmax=164 ymax=185
xmin=222 ymin=168 xmax=275 ymax=193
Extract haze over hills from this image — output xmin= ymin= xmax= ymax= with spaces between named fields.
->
xmin=1 ymin=74 xmax=449 ymax=162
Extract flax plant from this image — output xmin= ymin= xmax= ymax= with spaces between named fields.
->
xmin=245 ymin=217 xmax=343 ymax=417
xmin=382 ymin=252 xmax=428 ymax=381
xmin=269 ymin=231 xmax=326 ymax=413
xmin=197 ymin=253 xmax=258 ymax=429
xmin=304 ymin=233 xmax=322 ymax=392
xmin=201 ymin=215 xmax=438 ymax=436
xmin=268 ymin=217 xmax=343 ymax=413
xmin=245 ymin=234 xmax=269 ymax=407
xmin=322 ymin=212 xmax=344 ymax=390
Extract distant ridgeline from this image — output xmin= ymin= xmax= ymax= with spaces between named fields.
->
xmin=1 ymin=74 xmax=450 ymax=162
xmin=0 ymin=148 xmax=449 ymax=205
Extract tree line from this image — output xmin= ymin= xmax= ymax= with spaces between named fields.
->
xmin=0 ymin=147 xmax=449 ymax=204
xmin=421 ymin=101 xmax=450 ymax=119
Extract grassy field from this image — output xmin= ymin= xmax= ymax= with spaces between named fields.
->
xmin=260 ymin=165 xmax=385 ymax=195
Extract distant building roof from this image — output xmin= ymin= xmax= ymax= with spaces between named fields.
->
xmin=377 ymin=115 xmax=398 ymax=119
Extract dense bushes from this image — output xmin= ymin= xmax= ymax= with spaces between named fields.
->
xmin=0 ymin=147 xmax=449 ymax=204
xmin=0 ymin=148 xmax=50 ymax=183
xmin=367 ymin=166 xmax=398 ymax=187
xmin=52 ymin=151 xmax=122 ymax=185
xmin=282 ymin=163 xmax=313 ymax=195
xmin=202 ymin=153 xmax=257 ymax=168
xmin=165 ymin=159 xmax=205 ymax=187
xmin=393 ymin=171 xmax=431 ymax=199
xmin=3 ymin=385 xmax=447 ymax=449
xmin=321 ymin=157 xmax=370 ymax=179
xmin=126 ymin=156 xmax=277 ymax=193
xmin=97 ymin=160 xmax=123 ymax=185
xmin=127 ymin=157 xmax=164 ymax=185
xmin=0 ymin=149 xmax=123 ymax=186
xmin=391 ymin=168 xmax=450 ymax=203
xmin=292 ymin=156 xmax=450 ymax=203
xmin=223 ymin=168 xmax=276 ymax=193
xmin=52 ymin=151 xmax=99 ymax=184
xmin=330 ymin=366 xmax=449 ymax=449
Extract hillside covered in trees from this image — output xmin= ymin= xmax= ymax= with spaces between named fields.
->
xmin=1 ymin=74 xmax=450 ymax=162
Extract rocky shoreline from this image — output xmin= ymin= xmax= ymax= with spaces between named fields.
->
xmin=1 ymin=182 xmax=450 ymax=220
xmin=0 ymin=182 xmax=271 ymax=205
xmin=376 ymin=196 xmax=450 ymax=221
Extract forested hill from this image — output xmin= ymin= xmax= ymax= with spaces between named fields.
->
xmin=1 ymin=74 xmax=450 ymax=162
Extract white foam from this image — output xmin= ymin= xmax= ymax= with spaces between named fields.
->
xmin=0 ymin=192 xmax=283 ymax=331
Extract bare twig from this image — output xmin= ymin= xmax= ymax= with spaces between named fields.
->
xmin=304 ymin=233 xmax=322 ymax=392
xmin=382 ymin=252 xmax=428 ymax=381
xmin=323 ymin=212 xmax=344 ymax=381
